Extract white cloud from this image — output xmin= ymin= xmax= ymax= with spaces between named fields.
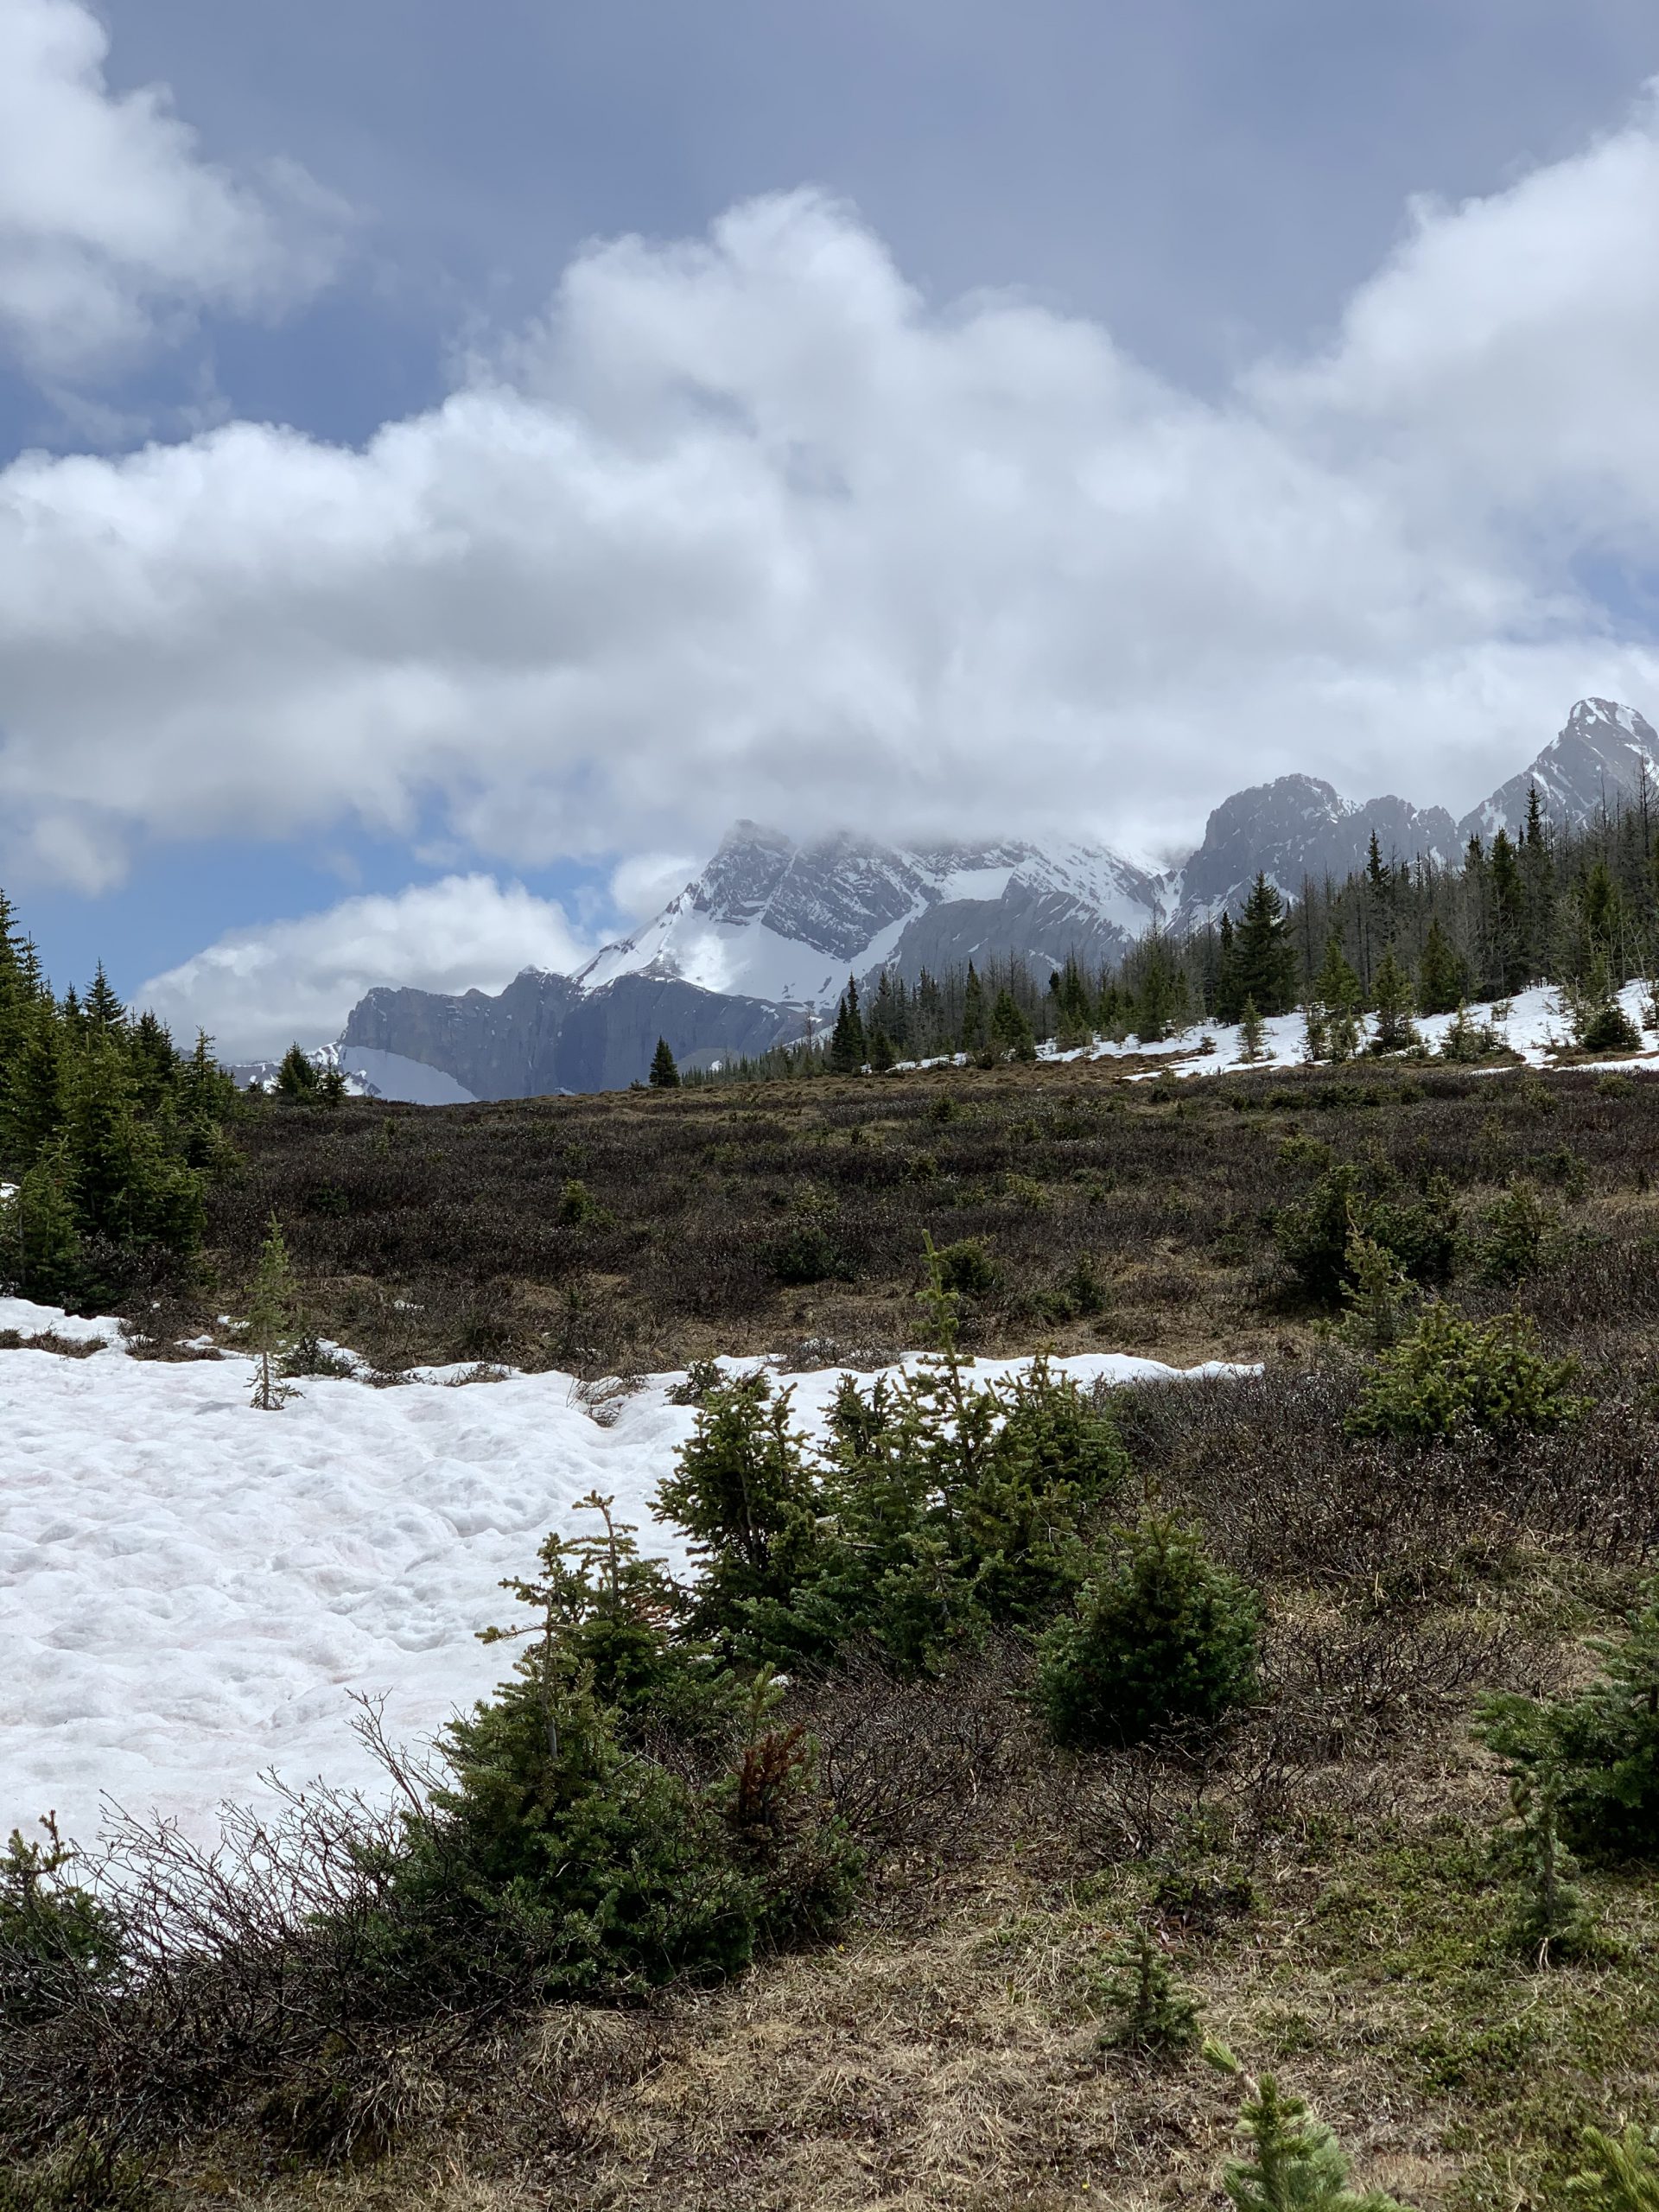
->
xmin=134 ymin=875 xmax=594 ymax=1059
xmin=5 ymin=109 xmax=1659 ymax=886
xmin=0 ymin=0 xmax=345 ymax=378
xmin=608 ymin=851 xmax=700 ymax=924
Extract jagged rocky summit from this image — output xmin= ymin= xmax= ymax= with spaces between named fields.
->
xmin=340 ymin=696 xmax=1659 ymax=1101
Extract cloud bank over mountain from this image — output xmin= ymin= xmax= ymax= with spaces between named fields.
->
xmin=136 ymin=875 xmax=593 ymax=1060
xmin=4 ymin=89 xmax=1659 ymax=890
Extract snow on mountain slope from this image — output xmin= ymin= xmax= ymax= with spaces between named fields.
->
xmin=578 ymin=823 xmax=1164 ymax=1007
xmin=1458 ymin=698 xmax=1659 ymax=843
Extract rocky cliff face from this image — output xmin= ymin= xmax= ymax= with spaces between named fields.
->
xmin=1456 ymin=697 xmax=1659 ymax=844
xmin=342 ymin=969 xmax=801 ymax=1099
xmin=1172 ymin=775 xmax=1459 ymax=926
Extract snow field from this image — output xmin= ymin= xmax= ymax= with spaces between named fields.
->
xmin=1067 ymin=981 xmax=1659 ymax=1080
xmin=0 ymin=1304 xmax=1250 ymax=1848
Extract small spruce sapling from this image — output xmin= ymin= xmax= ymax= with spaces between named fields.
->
xmin=276 ymin=1042 xmax=320 ymax=1097
xmin=1238 ymin=997 xmax=1266 ymax=1065
xmin=1096 ymin=1924 xmax=1201 ymax=2056
xmin=247 ymin=1213 xmax=300 ymax=1409
xmin=1208 ymin=2044 xmax=1412 ymax=2212
xmin=1570 ymin=2125 xmax=1659 ymax=2212
xmin=1336 ymin=1222 xmax=1416 ymax=1352
xmin=1502 ymin=1758 xmax=1599 ymax=1964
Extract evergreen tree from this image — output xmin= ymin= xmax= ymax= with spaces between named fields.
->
xmin=1416 ymin=916 xmax=1466 ymax=1016
xmin=1369 ymin=947 xmax=1419 ymax=1052
xmin=1309 ymin=935 xmax=1363 ymax=1059
xmin=960 ymin=963 xmax=987 ymax=1056
xmin=989 ymin=988 xmax=1037 ymax=1062
xmin=868 ymin=1023 xmax=897 ymax=1072
xmin=1232 ymin=875 xmax=1300 ymax=1017
xmin=829 ymin=980 xmax=868 ymax=1074
xmin=1213 ymin=912 xmax=1242 ymax=1024
xmin=649 ymin=1037 xmax=682 ymax=1089
xmin=11 ymin=1136 xmax=83 ymax=1305
xmin=1238 ymin=998 xmax=1266 ymax=1064
xmin=1211 ymin=2054 xmax=1410 ymax=2212
xmin=1096 ymin=1924 xmax=1201 ymax=2056
xmin=1490 ymin=830 xmax=1529 ymax=994
xmin=83 ymin=963 xmax=125 ymax=1034
xmin=1570 ymin=2125 xmax=1659 ymax=2212
xmin=246 ymin=1214 xmax=299 ymax=1410
xmin=276 ymin=1042 xmax=320 ymax=1097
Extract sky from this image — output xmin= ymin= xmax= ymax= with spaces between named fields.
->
xmin=7 ymin=0 xmax=1659 ymax=1053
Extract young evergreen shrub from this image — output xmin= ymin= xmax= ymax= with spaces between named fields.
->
xmin=1579 ymin=1001 xmax=1643 ymax=1053
xmin=246 ymin=1214 xmax=300 ymax=1411
xmin=276 ymin=1042 xmax=320 ymax=1097
xmin=1336 ymin=1226 xmax=1416 ymax=1351
xmin=1274 ymin=1162 xmax=1460 ymax=1306
xmin=1035 ymin=1517 xmax=1261 ymax=1749
xmin=1479 ymin=1586 xmax=1659 ymax=1860
xmin=1095 ymin=1925 xmax=1201 ymax=2056
xmin=1210 ymin=2049 xmax=1412 ymax=2212
xmin=1438 ymin=1003 xmax=1499 ymax=1063
xmin=377 ymin=1496 xmax=856 ymax=2007
xmin=1478 ymin=1178 xmax=1564 ymax=1283
xmin=929 ymin=1236 xmax=997 ymax=1299
xmin=656 ymin=1316 xmax=1129 ymax=1676
xmin=654 ymin=1374 xmax=826 ymax=1637
xmin=1344 ymin=1302 xmax=1589 ymax=1442
xmin=1 ymin=1817 xmax=123 ymax=2028
xmin=1570 ymin=2125 xmax=1659 ymax=2212
xmin=1497 ymin=1761 xmax=1599 ymax=1963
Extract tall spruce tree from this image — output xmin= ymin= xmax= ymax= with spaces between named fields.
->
xmin=960 ymin=963 xmax=987 ymax=1055
xmin=649 ymin=1037 xmax=682 ymax=1088
xmin=1416 ymin=916 xmax=1466 ymax=1016
xmin=1232 ymin=875 xmax=1300 ymax=1017
xmin=829 ymin=979 xmax=868 ymax=1074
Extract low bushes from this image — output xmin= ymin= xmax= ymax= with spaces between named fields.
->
xmin=1479 ymin=1586 xmax=1659 ymax=1861
xmin=1034 ymin=1516 xmax=1261 ymax=1749
xmin=1344 ymin=1303 xmax=1589 ymax=1442
xmin=658 ymin=1341 xmax=1131 ymax=1676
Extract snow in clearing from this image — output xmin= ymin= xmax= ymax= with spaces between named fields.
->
xmin=0 ymin=1305 xmax=1252 ymax=1849
xmin=1056 ymin=982 xmax=1659 ymax=1081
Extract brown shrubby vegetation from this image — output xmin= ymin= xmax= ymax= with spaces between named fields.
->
xmin=200 ymin=1058 xmax=1659 ymax=1376
xmin=14 ymin=1058 xmax=1659 ymax=2211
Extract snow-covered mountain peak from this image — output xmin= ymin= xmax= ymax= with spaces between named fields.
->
xmin=577 ymin=823 xmax=1163 ymax=1008
xmin=1457 ymin=698 xmax=1659 ymax=843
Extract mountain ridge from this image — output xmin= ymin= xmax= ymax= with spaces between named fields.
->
xmin=339 ymin=696 xmax=1659 ymax=1099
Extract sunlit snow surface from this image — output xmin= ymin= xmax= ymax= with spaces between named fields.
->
xmin=1077 ymin=981 xmax=1659 ymax=1079
xmin=0 ymin=1313 xmax=1249 ymax=1847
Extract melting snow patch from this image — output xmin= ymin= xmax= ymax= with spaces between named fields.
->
xmin=0 ymin=1309 xmax=1256 ymax=1846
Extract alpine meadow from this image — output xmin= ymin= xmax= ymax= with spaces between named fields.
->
xmin=12 ymin=9 xmax=1659 ymax=2209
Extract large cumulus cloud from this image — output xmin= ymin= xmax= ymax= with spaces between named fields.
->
xmin=6 ymin=104 xmax=1659 ymax=892
xmin=135 ymin=874 xmax=596 ymax=1060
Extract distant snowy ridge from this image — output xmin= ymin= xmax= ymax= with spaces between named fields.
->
xmin=576 ymin=823 xmax=1166 ymax=1011
xmin=338 ymin=696 xmax=1656 ymax=1099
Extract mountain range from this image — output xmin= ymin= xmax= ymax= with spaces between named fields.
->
xmin=340 ymin=696 xmax=1659 ymax=1102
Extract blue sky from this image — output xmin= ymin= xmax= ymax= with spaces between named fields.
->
xmin=5 ymin=0 xmax=1659 ymax=1051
